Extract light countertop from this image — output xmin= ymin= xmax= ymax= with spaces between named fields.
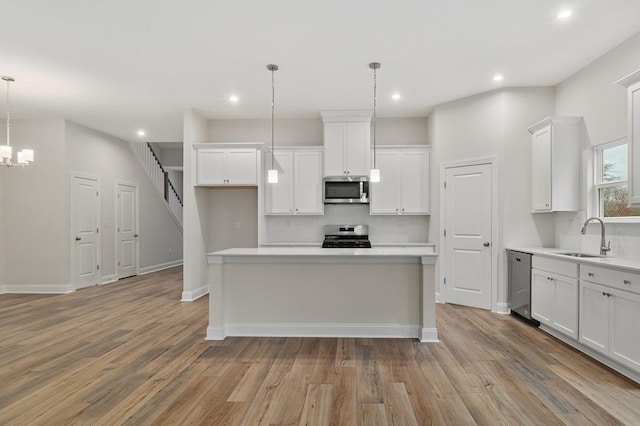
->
xmin=508 ymin=247 xmax=640 ymax=273
xmin=208 ymin=246 xmax=437 ymax=260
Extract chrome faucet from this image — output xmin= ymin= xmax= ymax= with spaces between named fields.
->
xmin=581 ymin=217 xmax=611 ymax=256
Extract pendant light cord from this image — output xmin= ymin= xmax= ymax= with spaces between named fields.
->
xmin=372 ymin=66 xmax=377 ymax=169
xmin=5 ymin=78 xmax=11 ymax=147
xmin=271 ymin=67 xmax=275 ymax=170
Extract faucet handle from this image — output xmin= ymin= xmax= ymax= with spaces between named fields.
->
xmin=602 ymin=240 xmax=611 ymax=253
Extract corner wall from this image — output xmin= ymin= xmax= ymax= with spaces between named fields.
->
xmin=66 ymin=122 xmax=183 ymax=279
xmin=554 ymin=30 xmax=640 ymax=258
xmin=428 ymin=88 xmax=556 ymax=310
xmin=1 ymin=119 xmax=69 ymax=291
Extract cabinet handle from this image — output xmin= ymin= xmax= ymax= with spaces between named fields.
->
xmin=602 ymin=292 xmax=607 ymax=296
xmin=588 ymin=272 xmax=594 ymax=277
xmin=402 ymin=208 xmax=405 ymax=212
xmin=547 ymin=277 xmax=553 ymax=281
xmin=623 ymin=279 xmax=631 ymax=285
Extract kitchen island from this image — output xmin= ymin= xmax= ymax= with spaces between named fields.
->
xmin=206 ymin=247 xmax=438 ymax=342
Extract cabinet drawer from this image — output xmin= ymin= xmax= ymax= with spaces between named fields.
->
xmin=581 ymin=265 xmax=640 ymax=295
xmin=532 ymin=256 xmax=578 ymax=278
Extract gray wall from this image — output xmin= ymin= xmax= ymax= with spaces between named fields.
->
xmin=0 ymin=119 xmax=69 ymax=290
xmin=428 ymin=87 xmax=556 ymax=310
xmin=66 ymin=122 xmax=183 ymax=278
xmin=0 ymin=119 xmax=183 ymax=293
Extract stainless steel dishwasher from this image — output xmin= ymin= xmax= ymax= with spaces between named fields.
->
xmin=507 ymin=250 xmax=539 ymax=325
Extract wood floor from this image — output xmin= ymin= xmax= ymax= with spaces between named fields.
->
xmin=1 ymin=267 xmax=639 ymax=425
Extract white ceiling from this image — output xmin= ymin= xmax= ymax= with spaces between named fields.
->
xmin=2 ymin=0 xmax=640 ymax=143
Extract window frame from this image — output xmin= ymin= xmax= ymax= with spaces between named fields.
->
xmin=592 ymin=136 xmax=640 ymax=223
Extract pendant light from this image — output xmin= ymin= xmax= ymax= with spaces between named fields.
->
xmin=267 ymin=64 xmax=279 ymax=183
xmin=1 ymin=76 xmax=34 ymax=167
xmin=369 ymin=62 xmax=381 ymax=182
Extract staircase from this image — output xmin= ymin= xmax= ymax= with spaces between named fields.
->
xmin=129 ymin=142 xmax=183 ymax=230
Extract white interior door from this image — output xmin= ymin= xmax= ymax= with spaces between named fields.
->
xmin=71 ymin=174 xmax=100 ymax=289
xmin=444 ymin=163 xmax=493 ymax=309
xmin=116 ymin=182 xmax=138 ymax=279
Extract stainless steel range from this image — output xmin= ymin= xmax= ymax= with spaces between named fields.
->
xmin=322 ymin=225 xmax=372 ymax=248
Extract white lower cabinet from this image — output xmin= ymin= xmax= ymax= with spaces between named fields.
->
xmin=580 ymin=265 xmax=640 ymax=373
xmin=531 ymin=256 xmax=578 ymax=339
xmin=265 ymin=148 xmax=323 ymax=215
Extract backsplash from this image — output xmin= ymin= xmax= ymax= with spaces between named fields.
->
xmin=555 ymin=211 xmax=640 ymax=259
xmin=264 ymin=204 xmax=429 ymax=244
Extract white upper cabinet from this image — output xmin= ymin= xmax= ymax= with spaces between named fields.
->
xmin=370 ymin=147 xmax=430 ymax=215
xmin=265 ymin=148 xmax=323 ymax=215
xmin=320 ymin=111 xmax=371 ymax=176
xmin=616 ymin=69 xmax=640 ymax=205
xmin=193 ymin=143 xmax=261 ymax=186
xmin=527 ymin=116 xmax=582 ymax=212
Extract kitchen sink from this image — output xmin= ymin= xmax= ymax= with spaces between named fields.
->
xmin=558 ymin=252 xmax=604 ymax=258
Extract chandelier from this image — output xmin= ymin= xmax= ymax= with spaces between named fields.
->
xmin=1 ymin=76 xmax=34 ymax=167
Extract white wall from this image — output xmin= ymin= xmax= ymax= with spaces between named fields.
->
xmin=205 ymin=188 xmax=258 ymax=252
xmin=66 ymin=122 xmax=183 ymax=278
xmin=0 ymin=163 xmax=4 ymax=287
xmin=1 ymin=119 xmax=69 ymax=290
xmin=182 ymin=109 xmax=210 ymax=301
xmin=554 ymin=30 xmax=640 ymax=258
xmin=428 ymin=87 xmax=556 ymax=310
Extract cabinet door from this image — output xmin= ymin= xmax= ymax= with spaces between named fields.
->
xmin=531 ymin=126 xmax=552 ymax=211
xmin=294 ymin=151 xmax=323 ymax=215
xmin=532 ymin=269 xmax=553 ymax=325
xmin=629 ymin=82 xmax=640 ymax=205
xmin=265 ymin=151 xmax=294 ymax=214
xmin=345 ymin=122 xmax=369 ymax=175
xmin=579 ymin=281 xmax=610 ymax=355
xmin=324 ymin=123 xmax=345 ymax=176
xmin=370 ymin=151 xmax=400 ymax=214
xmin=196 ymin=149 xmax=226 ymax=184
xmin=611 ymin=288 xmax=640 ymax=371
xmin=552 ymin=275 xmax=578 ymax=339
xmin=400 ymin=150 xmax=430 ymax=214
xmin=226 ymin=149 xmax=257 ymax=185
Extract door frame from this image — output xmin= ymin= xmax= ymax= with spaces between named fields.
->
xmin=439 ymin=156 xmax=501 ymax=312
xmin=115 ymin=180 xmax=140 ymax=279
xmin=70 ymin=171 xmax=101 ymax=290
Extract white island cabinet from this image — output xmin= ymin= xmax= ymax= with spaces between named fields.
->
xmin=206 ymin=247 xmax=438 ymax=342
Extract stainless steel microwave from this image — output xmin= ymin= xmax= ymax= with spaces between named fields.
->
xmin=323 ymin=176 xmax=369 ymax=204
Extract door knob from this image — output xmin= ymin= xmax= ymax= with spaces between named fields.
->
xmin=75 ymin=236 xmax=81 ymax=241
xmin=134 ymin=234 xmax=139 ymax=238
xmin=483 ymin=242 xmax=490 ymax=247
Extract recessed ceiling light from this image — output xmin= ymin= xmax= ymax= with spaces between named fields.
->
xmin=392 ymin=93 xmax=401 ymax=101
xmin=493 ymin=74 xmax=504 ymax=82
xmin=229 ymin=95 xmax=239 ymax=103
xmin=137 ymin=130 xmax=146 ymax=137
xmin=558 ymin=10 xmax=573 ymax=20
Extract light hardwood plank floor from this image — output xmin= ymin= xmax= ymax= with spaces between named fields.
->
xmin=1 ymin=266 xmax=639 ymax=425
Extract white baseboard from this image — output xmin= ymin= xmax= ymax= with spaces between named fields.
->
xmin=139 ymin=259 xmax=183 ymax=275
xmin=100 ymin=275 xmax=118 ymax=285
xmin=420 ymin=327 xmax=439 ymax=342
xmin=2 ymin=284 xmax=74 ymax=294
xmin=206 ymin=326 xmax=225 ymax=340
xmin=217 ymin=323 xmax=422 ymax=339
xmin=181 ymin=285 xmax=208 ymax=302
xmin=494 ymin=301 xmax=510 ymax=314
xmin=539 ymin=325 xmax=640 ymax=385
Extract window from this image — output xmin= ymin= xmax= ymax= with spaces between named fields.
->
xmin=594 ymin=139 xmax=640 ymax=218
